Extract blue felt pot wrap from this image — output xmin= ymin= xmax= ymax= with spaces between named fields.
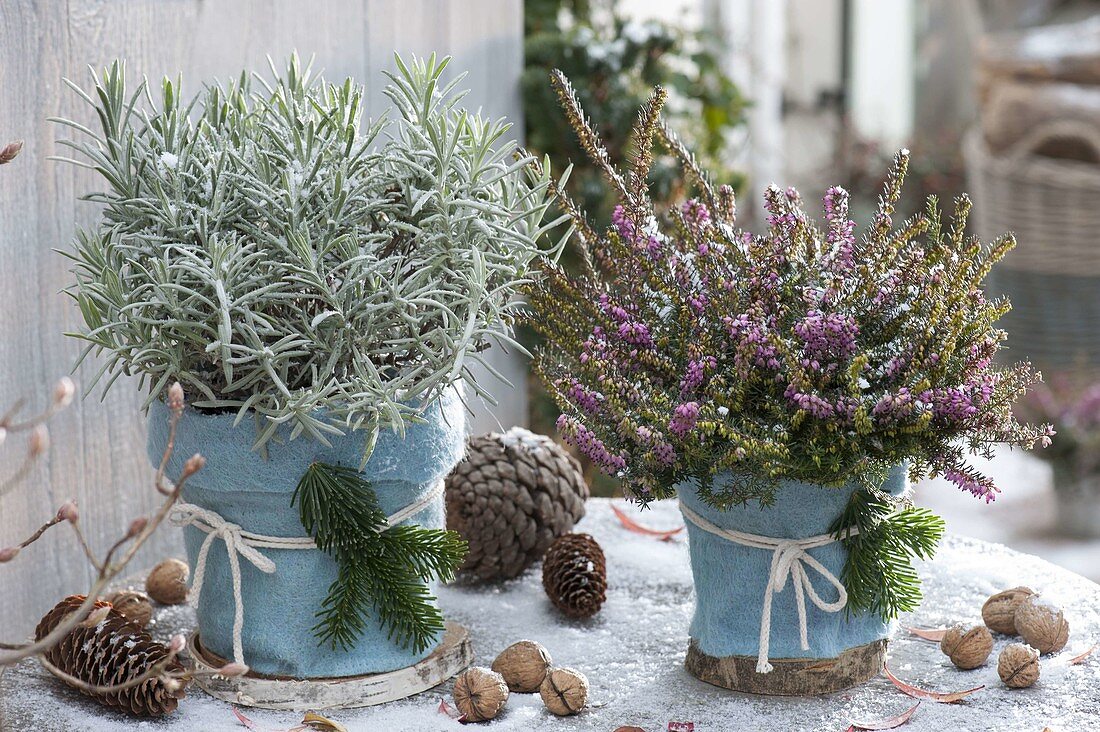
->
xmin=679 ymin=465 xmax=909 ymax=661
xmin=146 ymin=390 xmax=466 ymax=678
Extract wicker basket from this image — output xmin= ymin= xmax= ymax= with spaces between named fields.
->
xmin=964 ymin=122 xmax=1100 ymax=376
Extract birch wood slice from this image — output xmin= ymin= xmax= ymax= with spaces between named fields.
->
xmin=684 ymin=638 xmax=887 ymax=696
xmin=186 ymin=622 xmax=472 ymax=710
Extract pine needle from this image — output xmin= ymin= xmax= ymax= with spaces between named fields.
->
xmin=292 ymin=462 xmax=467 ymax=653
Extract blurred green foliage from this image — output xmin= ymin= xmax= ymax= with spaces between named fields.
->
xmin=522 ymin=0 xmax=748 ymax=494
xmin=523 ymin=0 xmax=747 ymax=226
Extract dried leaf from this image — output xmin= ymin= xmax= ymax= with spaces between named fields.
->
xmin=883 ymin=666 xmax=983 ymax=703
xmin=906 ymin=627 xmax=947 ymax=642
xmin=302 ymin=712 xmax=348 ymax=732
xmin=1069 ymin=644 xmax=1096 ymax=665
xmin=232 ymin=707 xmax=307 ymax=732
xmin=233 ymin=708 xmax=261 ymax=730
xmin=438 ymin=697 xmax=464 ymax=721
xmin=847 ymin=701 xmax=921 ymax=730
xmin=611 ymin=503 xmax=684 ymax=541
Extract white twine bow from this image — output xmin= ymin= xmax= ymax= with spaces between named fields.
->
xmin=169 ymin=479 xmax=446 ymax=667
xmin=678 ymin=502 xmax=855 ymax=674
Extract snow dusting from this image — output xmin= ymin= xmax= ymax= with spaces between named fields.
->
xmin=2 ymin=501 xmax=1099 ymax=730
xmin=498 ymin=427 xmax=550 ymax=453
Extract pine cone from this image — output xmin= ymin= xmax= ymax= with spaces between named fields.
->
xmin=447 ymin=428 xmax=589 ymax=582
xmin=542 ymin=533 xmax=606 ymax=618
xmin=34 ymin=595 xmax=188 ymax=716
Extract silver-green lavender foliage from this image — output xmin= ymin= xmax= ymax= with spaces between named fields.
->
xmin=57 ymin=55 xmax=565 ymax=448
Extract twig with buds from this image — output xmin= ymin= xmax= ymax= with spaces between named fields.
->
xmin=0 ymin=140 xmax=23 ymax=165
xmin=0 ymin=378 xmax=73 ymax=499
xmin=0 ymin=381 xmax=216 ymax=692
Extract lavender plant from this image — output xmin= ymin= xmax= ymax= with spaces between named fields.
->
xmin=57 ymin=55 xmax=565 ymax=451
xmin=527 ymin=74 xmax=1054 ymax=618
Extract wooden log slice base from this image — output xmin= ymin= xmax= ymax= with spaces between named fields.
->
xmin=186 ymin=621 xmax=472 ymax=710
xmin=684 ymin=638 xmax=888 ymax=696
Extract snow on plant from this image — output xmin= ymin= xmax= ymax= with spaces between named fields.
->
xmin=526 ymin=73 xmax=1055 ymax=618
xmin=57 ymin=54 xmax=565 ymax=449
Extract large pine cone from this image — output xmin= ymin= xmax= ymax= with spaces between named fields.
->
xmin=35 ymin=595 xmax=188 ymax=716
xmin=447 ymin=428 xmax=589 ymax=582
xmin=542 ymin=533 xmax=607 ymax=619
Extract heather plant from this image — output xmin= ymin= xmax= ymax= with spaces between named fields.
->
xmin=58 ymin=55 xmax=564 ymax=451
xmin=527 ymin=74 xmax=1054 ymax=618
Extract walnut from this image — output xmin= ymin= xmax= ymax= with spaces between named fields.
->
xmin=145 ymin=559 xmax=189 ymax=605
xmin=1015 ymin=598 xmax=1070 ymax=655
xmin=105 ymin=589 xmax=154 ymax=628
xmin=491 ymin=640 xmax=552 ymax=693
xmin=453 ymin=667 xmax=508 ymax=722
xmin=982 ymin=586 xmax=1037 ymax=635
xmin=539 ymin=667 xmax=588 ymax=716
xmin=940 ymin=624 xmax=994 ymax=669
xmin=998 ymin=642 xmax=1041 ymax=688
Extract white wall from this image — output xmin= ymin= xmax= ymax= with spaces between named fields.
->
xmin=850 ymin=0 xmax=915 ymax=149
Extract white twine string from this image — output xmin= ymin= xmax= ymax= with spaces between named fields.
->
xmin=678 ymin=501 xmax=856 ymax=674
xmin=169 ymin=479 xmax=446 ymax=667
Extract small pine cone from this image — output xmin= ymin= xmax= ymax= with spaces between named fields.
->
xmin=35 ymin=595 xmax=188 ymax=716
xmin=447 ymin=429 xmax=589 ymax=582
xmin=542 ymin=533 xmax=606 ymax=618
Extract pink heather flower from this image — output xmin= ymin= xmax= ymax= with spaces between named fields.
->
xmin=682 ymin=199 xmax=710 ymax=226
xmin=784 ymin=384 xmax=835 ymax=419
xmin=557 ymin=414 xmax=627 ymax=474
xmin=823 ymin=186 xmax=856 ymax=271
xmin=679 ymin=356 xmax=717 ymax=396
xmin=668 ymin=402 xmax=701 ymax=438
xmin=565 ymin=379 xmax=603 ymax=414
xmin=885 ymin=354 xmax=908 ymax=379
xmin=611 ymin=205 xmax=636 ymax=241
xmin=944 ymin=468 xmax=1000 ymax=503
xmin=612 ymin=205 xmax=663 ymax=259
xmin=795 ymin=310 xmax=859 ymax=363
xmin=653 ymin=441 xmax=676 ymax=465
xmin=617 ymin=320 xmax=654 ymax=348
xmin=726 ymin=314 xmax=781 ymax=375
xmin=927 ymin=379 xmax=996 ymax=424
xmin=872 ymin=388 xmax=914 ymax=424
xmin=872 ymin=272 xmax=900 ymax=307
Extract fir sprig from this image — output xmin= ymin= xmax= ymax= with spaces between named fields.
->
xmin=831 ymin=488 xmax=945 ymax=621
xmin=292 ymin=462 xmax=467 ymax=653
